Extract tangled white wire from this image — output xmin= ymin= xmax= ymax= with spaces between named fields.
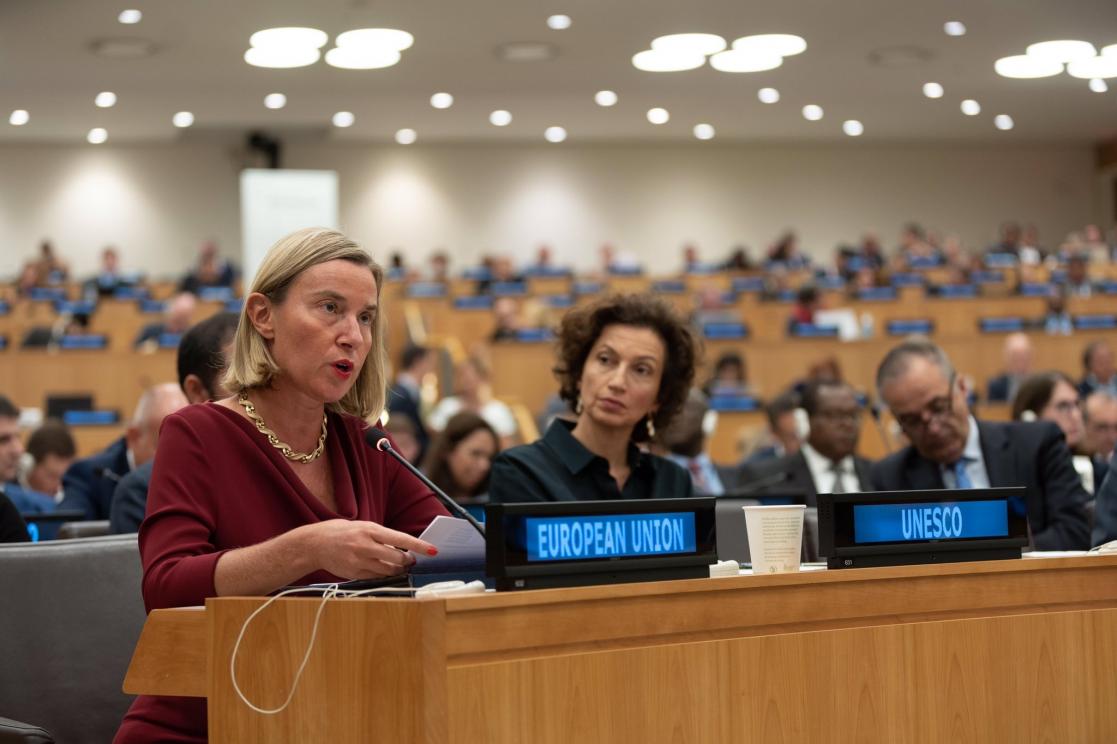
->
xmin=228 ymin=580 xmax=483 ymax=714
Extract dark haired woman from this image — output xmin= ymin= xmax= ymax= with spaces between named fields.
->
xmin=421 ymin=412 xmax=499 ymax=502
xmin=1012 ymin=371 xmax=1094 ymax=492
xmin=489 ymin=294 xmax=699 ymax=502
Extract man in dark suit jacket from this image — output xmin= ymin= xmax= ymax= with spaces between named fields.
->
xmin=60 ymin=383 xmax=186 ymax=520
xmin=985 ymin=332 xmax=1032 ymax=403
xmin=871 ymin=338 xmax=1091 ymax=550
xmin=732 ymin=380 xmax=873 ymax=506
xmin=387 ymin=345 xmax=433 ymax=460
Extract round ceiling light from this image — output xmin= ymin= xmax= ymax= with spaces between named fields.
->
xmin=651 ymin=33 xmax=727 ymax=56
xmin=922 ymin=82 xmax=944 ymax=98
xmin=250 ymin=27 xmax=328 ymax=49
xmin=1089 ymin=78 xmax=1109 ymax=93
xmin=95 ymin=91 xmax=117 ymax=108
xmin=335 ymin=28 xmax=414 ymax=51
xmin=544 ymin=126 xmax=567 ymax=143
xmin=118 ymin=9 xmax=142 ymax=24
xmin=960 ymin=99 xmax=981 ymax=115
xmin=709 ymin=49 xmax=782 ymax=73
xmin=994 ymin=54 xmax=1063 ymax=79
xmin=994 ymin=114 xmax=1014 ymax=131
xmin=9 ymin=110 xmax=29 ymax=126
xmin=802 ymin=104 xmax=823 ymax=121
xmin=646 ymin=107 xmax=670 ymax=124
xmin=547 ymin=15 xmax=572 ymax=31
xmin=1067 ymin=55 xmax=1117 ymax=79
xmin=731 ymin=34 xmax=806 ymax=57
xmin=245 ymin=46 xmax=321 ymax=68
xmin=172 ymin=111 xmax=194 ymax=128
xmin=430 ymin=92 xmax=454 ymax=109
xmin=325 ymin=47 xmax=401 ymax=69
xmin=1025 ymin=40 xmax=1096 ymax=63
xmin=944 ymin=21 xmax=966 ymax=37
xmin=332 ymin=111 xmax=355 ymax=128
xmin=632 ymin=48 xmax=705 ymax=72
xmin=757 ymin=87 xmax=780 ymax=103
xmin=842 ymin=119 xmax=864 ymax=136
xmin=264 ymin=93 xmax=287 ymax=109
xmin=594 ymin=90 xmax=618 ymax=106
xmin=395 ymin=128 xmax=417 ymax=145
xmin=489 ymin=110 xmax=512 ymax=126
xmin=87 ymin=128 xmax=108 ymax=144
xmin=693 ymin=123 xmax=715 ymax=140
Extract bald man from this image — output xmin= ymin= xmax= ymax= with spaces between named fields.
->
xmin=60 ymin=384 xmax=187 ymax=520
xmin=986 ymin=333 xmax=1033 ymax=403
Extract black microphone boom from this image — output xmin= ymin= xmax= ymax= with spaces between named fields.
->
xmin=364 ymin=428 xmax=486 ymax=537
xmin=727 ymin=469 xmax=793 ymax=496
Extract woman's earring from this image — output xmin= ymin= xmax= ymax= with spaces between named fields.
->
xmin=575 ymin=397 xmax=584 ymax=415
xmin=645 ymin=415 xmax=656 ymax=439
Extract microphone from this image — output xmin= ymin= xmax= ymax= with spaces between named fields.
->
xmin=726 ymin=469 xmax=793 ymax=496
xmin=94 ymin=467 xmax=122 ymax=484
xmin=868 ymin=402 xmax=895 ymax=454
xmin=364 ymin=428 xmax=486 ymax=537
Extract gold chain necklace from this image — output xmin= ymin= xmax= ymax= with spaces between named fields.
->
xmin=237 ymin=392 xmax=327 ymax=464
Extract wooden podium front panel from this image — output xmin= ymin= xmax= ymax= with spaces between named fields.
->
xmin=206 ymin=598 xmax=448 ymax=744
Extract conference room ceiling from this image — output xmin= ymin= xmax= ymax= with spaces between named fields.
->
xmin=2 ymin=0 xmax=1116 ymax=145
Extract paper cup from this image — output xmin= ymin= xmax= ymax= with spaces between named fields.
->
xmin=743 ymin=505 xmax=806 ymax=574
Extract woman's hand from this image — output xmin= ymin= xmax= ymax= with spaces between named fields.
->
xmin=301 ymin=519 xmax=439 ymax=580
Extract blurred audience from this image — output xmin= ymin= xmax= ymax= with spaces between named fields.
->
xmin=743 ymin=392 xmax=802 ymax=465
xmin=134 ymin=292 xmax=197 ymax=348
xmin=179 ymin=240 xmax=236 ymax=294
xmin=384 ymin=413 xmax=422 ymax=465
xmin=491 ymin=297 xmax=523 ymax=342
xmin=986 ymin=333 xmax=1034 ymax=403
xmin=653 ymin=389 xmax=726 ymax=496
xmin=420 ymin=412 xmax=499 ymax=503
xmin=83 ymin=246 xmax=137 ymax=298
xmin=1012 ymin=371 xmax=1093 ymax=492
xmin=387 ymin=345 xmax=434 ymax=459
xmin=0 ymin=396 xmax=30 ymax=542
xmin=788 ymin=284 xmax=820 ymax=329
xmin=1041 ymin=287 xmax=1073 ymax=336
xmin=1080 ymin=340 xmax=1117 ymax=398
xmin=427 ymin=355 xmax=518 ymax=444
xmin=17 ymin=240 xmax=69 ymax=294
xmin=17 ymin=419 xmax=76 ymax=503
xmin=1083 ymin=391 xmax=1117 ymax=489
xmin=703 ymin=351 xmax=751 ymax=398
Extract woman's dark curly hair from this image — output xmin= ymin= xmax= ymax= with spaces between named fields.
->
xmin=553 ymin=293 xmax=700 ymax=442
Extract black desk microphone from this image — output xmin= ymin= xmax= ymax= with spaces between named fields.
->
xmin=363 ymin=428 xmax=486 ymax=537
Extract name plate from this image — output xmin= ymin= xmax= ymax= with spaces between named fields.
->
xmin=819 ymin=488 xmax=1027 ymax=569
xmin=486 ymin=498 xmax=716 ymax=591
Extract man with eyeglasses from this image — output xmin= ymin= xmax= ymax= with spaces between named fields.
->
xmin=734 ymin=380 xmax=873 ymax=505
xmin=871 ymin=338 xmax=1090 ymax=550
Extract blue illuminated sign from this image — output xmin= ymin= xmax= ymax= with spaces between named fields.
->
xmin=525 ymin=512 xmax=696 ymax=562
xmin=853 ymin=500 xmax=1009 ymax=544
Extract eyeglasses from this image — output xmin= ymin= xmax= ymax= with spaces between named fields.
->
xmin=893 ymin=373 xmax=957 ymax=432
xmin=1049 ymin=400 xmax=1080 ymax=415
xmin=814 ymin=410 xmax=862 ymax=425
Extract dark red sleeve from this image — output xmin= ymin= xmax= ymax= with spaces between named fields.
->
xmin=138 ymin=413 xmax=228 ymax=611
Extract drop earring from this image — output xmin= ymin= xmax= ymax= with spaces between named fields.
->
xmin=645 ymin=415 xmax=656 ymax=438
xmin=575 ymin=397 xmax=584 ymax=415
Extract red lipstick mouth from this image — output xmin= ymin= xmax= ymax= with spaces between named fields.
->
xmin=333 ymin=360 xmax=354 ymax=376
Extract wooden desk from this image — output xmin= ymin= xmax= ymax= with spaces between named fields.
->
xmin=125 ymin=555 xmax=1117 ymax=743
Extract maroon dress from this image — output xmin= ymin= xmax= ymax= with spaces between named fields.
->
xmin=114 ymin=403 xmax=447 ymax=743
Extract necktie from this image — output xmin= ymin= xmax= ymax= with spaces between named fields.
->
xmin=687 ymin=460 xmax=709 ymax=493
xmin=952 ymin=458 xmax=973 ymax=489
xmin=830 ymin=462 xmax=845 ymax=494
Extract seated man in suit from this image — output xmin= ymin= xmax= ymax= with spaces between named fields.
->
xmin=733 ymin=380 xmax=873 ymax=505
xmin=986 ymin=332 xmax=1033 ymax=403
xmin=110 ymin=312 xmax=238 ymax=534
xmin=60 ymin=383 xmax=187 ymax=521
xmin=387 ymin=344 xmax=433 ymax=461
xmin=653 ymin=388 xmax=727 ymax=496
xmin=133 ymin=292 xmax=196 ymax=348
xmin=871 ymin=338 xmax=1091 ymax=550
xmin=0 ymin=397 xmax=30 ymax=541
xmin=1079 ymin=340 xmax=1117 ymax=399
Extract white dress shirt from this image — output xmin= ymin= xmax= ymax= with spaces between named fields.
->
xmin=800 ymin=442 xmax=862 ymax=494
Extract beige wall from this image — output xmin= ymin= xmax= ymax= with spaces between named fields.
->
xmin=0 ymin=140 xmax=1098 ymax=279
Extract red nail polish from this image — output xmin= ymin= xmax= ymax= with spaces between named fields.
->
xmin=426 ymin=547 xmax=438 ymax=556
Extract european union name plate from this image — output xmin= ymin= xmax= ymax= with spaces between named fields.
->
xmin=853 ymin=500 xmax=1008 ymax=544
xmin=525 ymin=512 xmax=696 ymax=562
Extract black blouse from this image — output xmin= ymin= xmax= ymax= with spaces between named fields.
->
xmin=489 ymin=419 xmax=694 ymax=503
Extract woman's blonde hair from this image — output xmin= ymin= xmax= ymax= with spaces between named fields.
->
xmin=223 ymin=227 xmax=387 ymax=419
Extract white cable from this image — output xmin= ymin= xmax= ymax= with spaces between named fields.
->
xmin=229 ymin=581 xmax=483 ymax=714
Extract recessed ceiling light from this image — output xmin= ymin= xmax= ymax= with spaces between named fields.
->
xmin=994 ymin=114 xmax=1014 ymax=131
xmin=430 ymin=92 xmax=454 ymax=109
xmin=802 ymin=104 xmax=823 ymax=121
xmin=693 ymin=123 xmax=715 ymax=140
xmin=544 ymin=126 xmax=567 ymax=143
xmin=646 ymin=107 xmax=670 ymax=125
xmin=9 ymin=110 xmax=29 ymax=126
xmin=118 ymin=9 xmax=141 ymax=24
xmin=264 ymin=93 xmax=287 ymax=110
xmin=245 ymin=47 xmax=321 ymax=68
xmin=960 ymin=99 xmax=981 ymax=116
xmin=632 ymin=48 xmax=706 ymax=72
xmin=758 ymin=87 xmax=780 ymax=104
xmin=489 ymin=110 xmax=512 ymax=126
xmin=332 ymin=111 xmax=355 ymax=128
xmin=994 ymin=54 xmax=1064 ymax=79
xmin=325 ymin=47 xmax=401 ymax=69
xmin=95 ymin=91 xmax=117 ymax=108
xmin=842 ymin=119 xmax=864 ymax=136
xmin=546 ymin=14 xmax=572 ymax=31
xmin=335 ymin=28 xmax=414 ymax=51
xmin=172 ymin=111 xmax=194 ymax=128
xmin=922 ymin=82 xmax=944 ymax=98
xmin=249 ymin=27 xmax=328 ymax=50
xmin=395 ymin=128 xmax=417 ymax=145
xmin=594 ymin=90 xmax=618 ymax=107
xmin=709 ymin=49 xmax=782 ymax=73
xmin=1067 ymin=56 xmax=1117 ymax=79
xmin=87 ymin=128 xmax=108 ymax=144
xmin=944 ymin=21 xmax=966 ymax=37
xmin=651 ymin=33 xmax=727 ymax=56
xmin=1026 ymin=40 xmax=1096 ymax=63
xmin=731 ymin=34 xmax=807 ymax=57
xmin=1089 ymin=78 xmax=1109 ymax=93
